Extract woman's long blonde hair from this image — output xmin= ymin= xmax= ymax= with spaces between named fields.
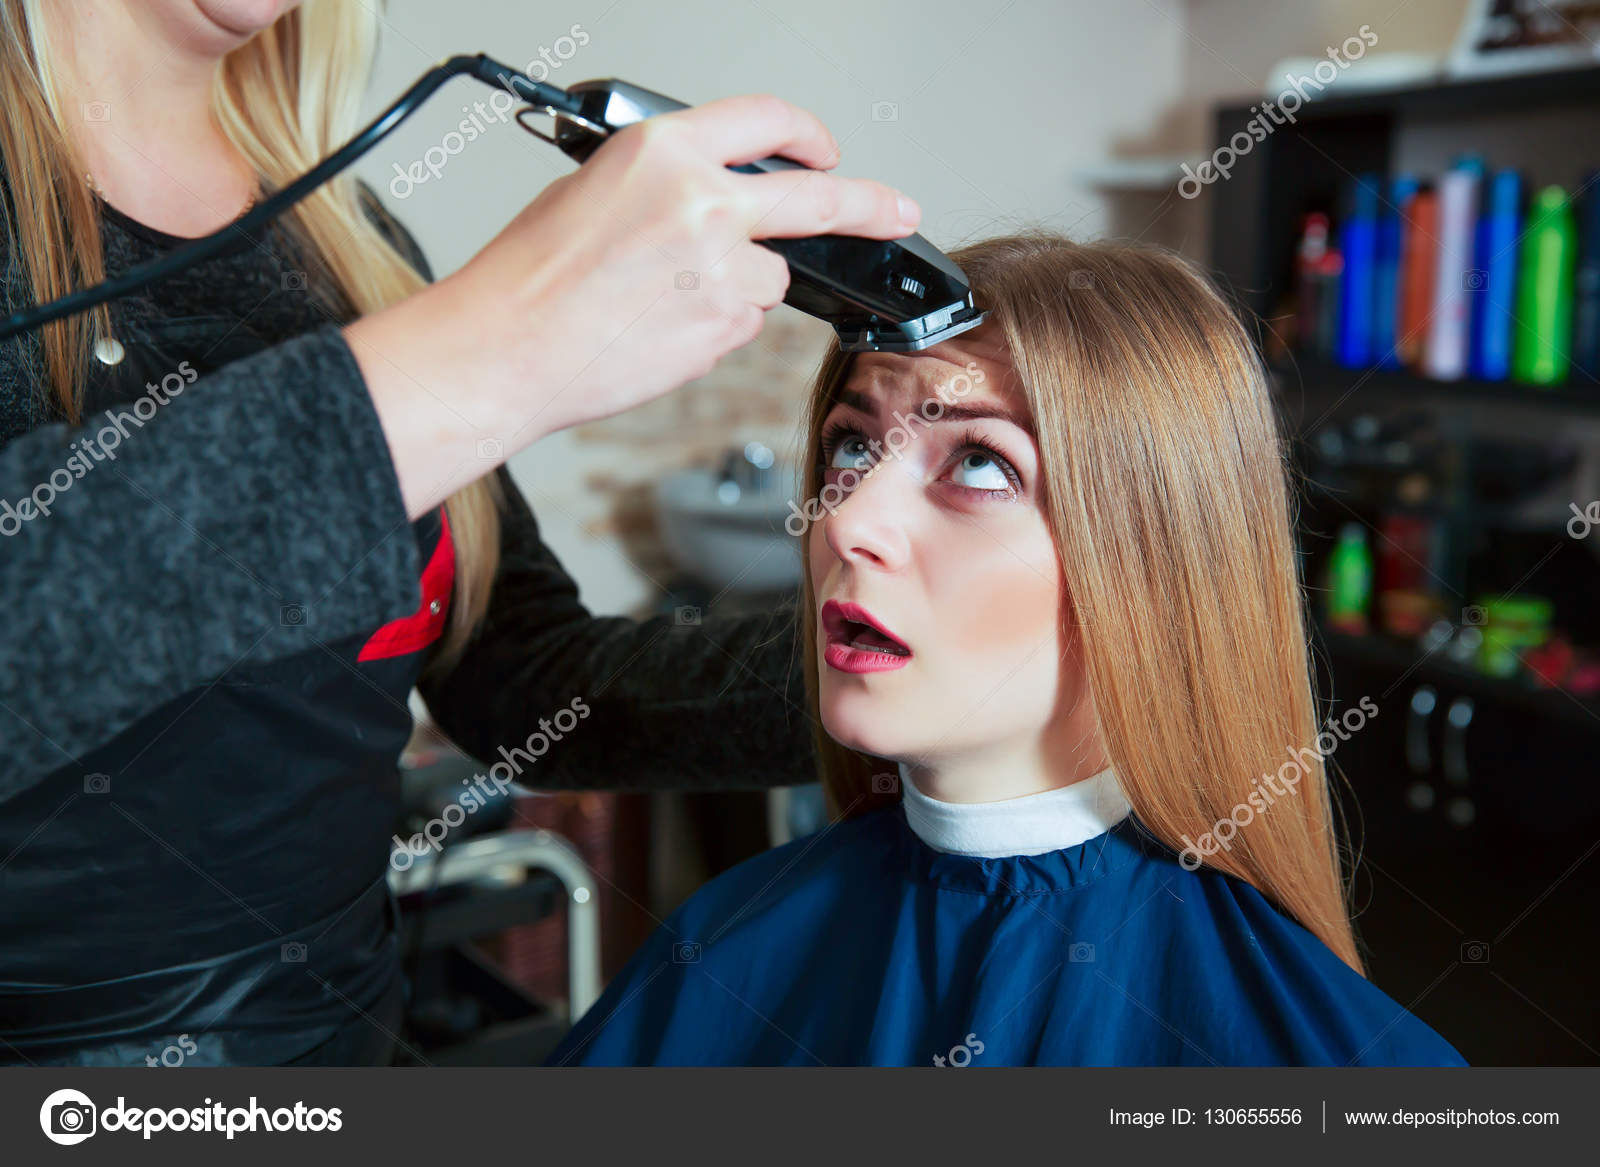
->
xmin=0 ymin=0 xmax=498 ymax=664
xmin=799 ymin=232 xmax=1362 ymax=972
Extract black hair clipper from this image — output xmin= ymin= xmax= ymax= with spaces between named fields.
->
xmin=510 ymin=77 xmax=988 ymax=353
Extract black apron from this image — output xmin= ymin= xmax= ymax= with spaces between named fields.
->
xmin=0 ymin=294 xmax=444 ymax=1066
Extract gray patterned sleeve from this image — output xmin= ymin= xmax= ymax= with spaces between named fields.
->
xmin=0 ymin=324 xmax=421 ymax=795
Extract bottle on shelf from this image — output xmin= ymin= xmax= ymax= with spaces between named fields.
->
xmin=1376 ymin=509 xmax=1441 ymax=638
xmin=1295 ymin=212 xmax=1343 ymax=360
xmin=1397 ymin=186 xmax=1439 ymax=368
xmin=1572 ymin=171 xmax=1600 ymax=385
xmin=1337 ymin=174 xmax=1382 ymax=368
xmin=1469 ymin=169 xmax=1523 ymax=382
xmin=1512 ymin=185 xmax=1577 ymax=386
xmin=1424 ymin=156 xmax=1484 ymax=381
xmin=1374 ymin=174 xmax=1417 ymax=371
xmin=1326 ymin=523 xmax=1374 ymax=635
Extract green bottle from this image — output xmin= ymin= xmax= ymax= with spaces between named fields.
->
xmin=1512 ymin=186 xmax=1576 ymax=385
xmin=1327 ymin=523 xmax=1373 ymax=635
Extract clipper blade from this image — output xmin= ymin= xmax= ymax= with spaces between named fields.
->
xmin=834 ymin=300 xmax=989 ymax=353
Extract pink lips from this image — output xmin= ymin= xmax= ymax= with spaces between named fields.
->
xmin=821 ymin=599 xmax=913 ymax=674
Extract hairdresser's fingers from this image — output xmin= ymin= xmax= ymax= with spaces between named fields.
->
xmin=672 ymin=93 xmax=842 ymax=170
xmin=737 ymin=168 xmax=919 ymax=240
xmin=728 ymin=242 xmax=792 ymax=310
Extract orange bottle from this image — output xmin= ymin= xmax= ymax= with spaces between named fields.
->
xmin=1396 ymin=187 xmax=1438 ymax=368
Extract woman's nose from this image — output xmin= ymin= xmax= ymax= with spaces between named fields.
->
xmin=820 ymin=461 xmax=913 ymax=571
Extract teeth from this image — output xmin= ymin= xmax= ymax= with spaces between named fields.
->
xmin=843 ymin=620 xmax=910 ymax=656
xmin=849 ymin=639 xmax=907 ymax=656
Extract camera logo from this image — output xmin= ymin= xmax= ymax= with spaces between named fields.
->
xmin=671 ymin=940 xmax=701 ymax=963
xmin=40 ymin=1088 xmax=97 ymax=1145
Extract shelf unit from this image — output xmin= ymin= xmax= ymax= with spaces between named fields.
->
xmin=1275 ymin=359 xmax=1600 ymax=422
xmin=1206 ymin=64 xmax=1600 ymax=1066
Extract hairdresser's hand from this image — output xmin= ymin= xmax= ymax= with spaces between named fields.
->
xmin=345 ymin=94 xmax=919 ymax=517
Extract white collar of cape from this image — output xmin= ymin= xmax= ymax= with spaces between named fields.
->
xmin=897 ymin=761 xmax=1131 ymax=859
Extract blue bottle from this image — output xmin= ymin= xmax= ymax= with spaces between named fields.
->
xmin=1469 ymin=169 xmax=1523 ymax=381
xmin=1374 ymin=174 xmax=1416 ymax=370
xmin=1336 ymin=174 xmax=1382 ymax=368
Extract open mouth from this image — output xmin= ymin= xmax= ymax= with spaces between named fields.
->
xmin=821 ymin=600 xmax=912 ymax=659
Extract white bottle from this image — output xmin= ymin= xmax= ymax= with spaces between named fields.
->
xmin=1424 ymin=161 xmax=1483 ymax=380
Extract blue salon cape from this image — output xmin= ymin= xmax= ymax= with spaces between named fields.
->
xmin=548 ymin=806 xmax=1466 ymax=1066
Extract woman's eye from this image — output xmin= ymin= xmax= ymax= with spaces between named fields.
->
xmin=948 ymin=449 xmax=1012 ymax=492
xmin=828 ymin=434 xmax=873 ymax=471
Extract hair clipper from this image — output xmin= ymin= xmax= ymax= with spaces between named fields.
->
xmin=508 ymin=76 xmax=987 ymax=353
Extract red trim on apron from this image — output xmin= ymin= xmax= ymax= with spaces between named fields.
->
xmin=358 ymin=509 xmax=456 ymax=662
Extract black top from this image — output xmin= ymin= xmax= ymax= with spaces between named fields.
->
xmin=0 ymin=179 xmax=814 ymax=1065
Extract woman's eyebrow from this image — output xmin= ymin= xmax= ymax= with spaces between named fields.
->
xmin=834 ymin=386 xmax=1035 ymax=437
xmin=937 ymin=402 xmax=1036 ymax=438
xmin=835 ymin=387 xmax=877 ymax=414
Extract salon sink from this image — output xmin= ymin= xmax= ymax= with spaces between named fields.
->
xmin=655 ymin=444 xmax=802 ymax=593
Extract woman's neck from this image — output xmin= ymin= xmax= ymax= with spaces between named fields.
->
xmin=48 ymin=3 xmax=258 ymax=237
xmin=897 ymin=734 xmax=1113 ymax=804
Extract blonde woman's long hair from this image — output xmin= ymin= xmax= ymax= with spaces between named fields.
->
xmin=0 ymin=0 xmax=498 ymax=664
xmin=799 ymin=232 xmax=1362 ymax=973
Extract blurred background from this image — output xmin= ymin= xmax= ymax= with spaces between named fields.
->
xmin=365 ymin=0 xmax=1600 ymax=1066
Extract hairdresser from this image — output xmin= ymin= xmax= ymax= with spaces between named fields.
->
xmin=0 ymin=1 xmax=912 ymax=1065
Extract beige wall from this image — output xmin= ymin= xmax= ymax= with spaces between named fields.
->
xmin=1182 ymin=0 xmax=1473 ymax=126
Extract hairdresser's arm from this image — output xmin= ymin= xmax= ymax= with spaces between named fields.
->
xmin=0 ymin=326 xmax=423 ymax=791
xmin=362 ymin=194 xmax=817 ymax=792
xmin=417 ymin=469 xmax=816 ymax=791
xmin=2 ymin=93 xmax=908 ymax=789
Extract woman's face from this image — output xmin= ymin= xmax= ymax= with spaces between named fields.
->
xmin=147 ymin=0 xmax=302 ymax=53
xmin=807 ymin=325 xmax=1089 ymax=784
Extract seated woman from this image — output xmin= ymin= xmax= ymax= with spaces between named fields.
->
xmin=547 ymin=232 xmax=1466 ymax=1067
